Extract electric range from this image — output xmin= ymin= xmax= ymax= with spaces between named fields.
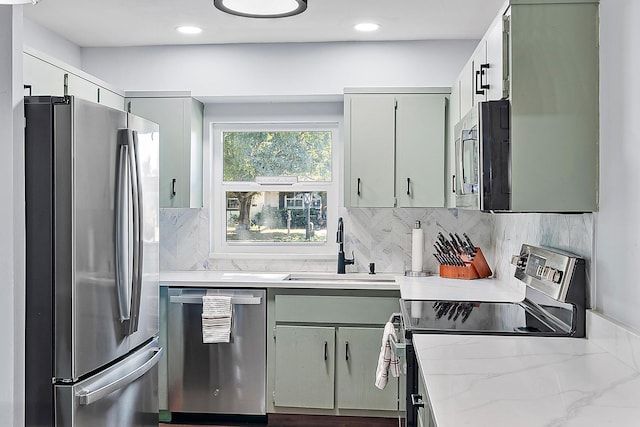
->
xmin=400 ymin=244 xmax=586 ymax=427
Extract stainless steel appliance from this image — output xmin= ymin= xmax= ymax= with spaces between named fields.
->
xmin=455 ymin=100 xmax=510 ymax=211
xmin=167 ymin=288 xmax=267 ymax=416
xmin=400 ymin=244 xmax=586 ymax=427
xmin=25 ymin=96 xmax=161 ymax=427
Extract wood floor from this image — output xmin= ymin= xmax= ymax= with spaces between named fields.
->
xmin=161 ymin=414 xmax=404 ymax=427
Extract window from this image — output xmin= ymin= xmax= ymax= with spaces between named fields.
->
xmin=211 ymin=122 xmax=339 ymax=256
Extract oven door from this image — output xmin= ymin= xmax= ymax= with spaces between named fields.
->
xmin=455 ymin=109 xmax=480 ymax=210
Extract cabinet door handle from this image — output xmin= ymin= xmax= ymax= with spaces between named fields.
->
xmin=324 ymin=341 xmax=328 ymax=361
xmin=345 ymin=341 xmax=350 ymax=361
xmin=411 ymin=393 xmax=425 ymax=408
xmin=406 ymin=178 xmax=411 ymax=196
xmin=452 ymin=174 xmax=456 ymax=194
xmin=475 ymin=69 xmax=485 ymax=95
xmin=480 ymin=63 xmax=490 ymax=90
xmin=171 ymin=178 xmax=177 ymax=197
xmin=357 ymin=178 xmax=361 ymax=196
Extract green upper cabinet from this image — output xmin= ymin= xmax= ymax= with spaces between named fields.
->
xmin=344 ymin=88 xmax=449 ymax=208
xmin=446 ymin=81 xmax=460 ymax=208
xmin=344 ymin=94 xmax=396 ymax=207
xmin=23 ymin=48 xmax=125 ymax=111
xmin=451 ymin=0 xmax=599 ymax=212
xmin=126 ymin=92 xmax=204 ymax=208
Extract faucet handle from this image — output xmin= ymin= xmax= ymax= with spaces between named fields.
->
xmin=346 ymin=251 xmax=355 ymax=265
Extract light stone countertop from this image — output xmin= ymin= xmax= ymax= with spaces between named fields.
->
xmin=159 ymin=270 xmax=400 ymax=291
xmin=397 ymin=275 xmax=525 ymax=302
xmin=160 ymin=270 xmax=527 ymax=300
xmin=413 ymin=334 xmax=640 ymax=427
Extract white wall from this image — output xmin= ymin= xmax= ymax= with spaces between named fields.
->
xmin=23 ymin=17 xmax=81 ymax=68
xmin=0 ymin=5 xmax=25 ymax=426
xmin=596 ymin=0 xmax=640 ymax=330
xmin=81 ymin=40 xmax=476 ymax=97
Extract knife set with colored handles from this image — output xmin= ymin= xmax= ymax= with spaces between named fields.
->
xmin=433 ymin=232 xmax=492 ymax=280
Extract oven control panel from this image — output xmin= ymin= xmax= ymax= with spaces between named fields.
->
xmin=512 ymin=244 xmax=583 ymax=302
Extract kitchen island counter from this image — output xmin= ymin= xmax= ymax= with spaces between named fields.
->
xmin=413 ymin=334 xmax=640 ymax=427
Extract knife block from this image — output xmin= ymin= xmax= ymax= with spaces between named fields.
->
xmin=439 ymin=247 xmax=492 ymax=280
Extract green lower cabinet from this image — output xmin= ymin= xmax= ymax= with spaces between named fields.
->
xmin=336 ymin=327 xmax=402 ymax=411
xmin=274 ymin=325 xmax=335 ymax=409
xmin=417 ymin=365 xmax=434 ymax=427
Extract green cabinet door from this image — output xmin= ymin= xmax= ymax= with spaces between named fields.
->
xmin=336 ymin=327 xmax=401 ymax=411
xmin=127 ymin=97 xmax=187 ymax=208
xmin=344 ymin=94 xmax=396 ymax=207
xmin=274 ymin=325 xmax=335 ymax=409
xmin=395 ymin=94 xmax=447 ymax=208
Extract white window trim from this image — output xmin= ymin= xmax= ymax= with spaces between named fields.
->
xmin=209 ymin=121 xmax=340 ymax=258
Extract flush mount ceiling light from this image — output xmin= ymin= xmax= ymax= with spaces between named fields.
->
xmin=354 ymin=22 xmax=380 ymax=32
xmin=213 ymin=0 xmax=307 ymax=18
xmin=176 ymin=25 xmax=203 ymax=34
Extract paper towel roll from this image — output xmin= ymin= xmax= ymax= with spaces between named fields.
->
xmin=411 ymin=227 xmax=424 ymax=272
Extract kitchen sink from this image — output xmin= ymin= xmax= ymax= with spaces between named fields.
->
xmin=284 ymin=273 xmax=396 ymax=283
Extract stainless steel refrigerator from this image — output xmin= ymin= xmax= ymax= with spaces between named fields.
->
xmin=25 ymin=96 xmax=161 ymax=427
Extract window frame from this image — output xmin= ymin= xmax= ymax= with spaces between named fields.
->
xmin=210 ymin=121 xmax=340 ymax=257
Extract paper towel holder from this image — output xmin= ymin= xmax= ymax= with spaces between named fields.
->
xmin=406 ymin=220 xmax=428 ymax=277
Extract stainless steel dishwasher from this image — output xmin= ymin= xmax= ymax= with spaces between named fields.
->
xmin=167 ymin=288 xmax=266 ymax=415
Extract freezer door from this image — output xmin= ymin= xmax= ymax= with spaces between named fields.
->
xmin=55 ymin=339 xmax=161 ymax=427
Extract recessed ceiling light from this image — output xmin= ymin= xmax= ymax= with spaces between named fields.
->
xmin=213 ymin=0 xmax=307 ymax=18
xmin=176 ymin=26 xmax=202 ymax=35
xmin=354 ymin=22 xmax=380 ymax=32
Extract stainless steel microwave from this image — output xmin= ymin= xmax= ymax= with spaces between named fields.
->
xmin=454 ymin=100 xmax=511 ymax=211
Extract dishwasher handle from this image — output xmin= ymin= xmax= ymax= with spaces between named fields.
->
xmin=169 ymin=295 xmax=262 ymax=305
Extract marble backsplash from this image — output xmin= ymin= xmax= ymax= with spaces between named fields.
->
xmin=159 ymin=207 xmax=594 ymax=301
xmin=159 ymin=207 xmax=494 ymax=273
xmin=490 ymin=212 xmax=594 ymax=305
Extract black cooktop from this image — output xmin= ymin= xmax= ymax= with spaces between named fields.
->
xmin=400 ymin=298 xmax=572 ymax=336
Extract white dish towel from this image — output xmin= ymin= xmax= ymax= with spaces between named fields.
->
xmin=375 ymin=321 xmax=401 ymax=390
xmin=201 ymin=295 xmax=232 ymax=343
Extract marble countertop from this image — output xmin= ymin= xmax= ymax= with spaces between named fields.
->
xmin=398 ymin=275 xmax=524 ymax=302
xmin=413 ymin=334 xmax=640 ymax=427
xmin=159 ymin=270 xmax=400 ymax=291
xmin=160 ymin=270 xmax=528 ymax=299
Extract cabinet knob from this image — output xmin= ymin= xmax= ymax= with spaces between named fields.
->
xmin=345 ymin=341 xmax=350 ymax=361
xmin=324 ymin=341 xmax=328 ymax=361
xmin=171 ymin=178 xmax=177 ymax=197
xmin=357 ymin=178 xmax=361 ymax=196
xmin=406 ymin=177 xmax=411 ymax=196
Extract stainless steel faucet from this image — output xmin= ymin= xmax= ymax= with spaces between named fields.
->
xmin=337 ymin=217 xmax=354 ymax=274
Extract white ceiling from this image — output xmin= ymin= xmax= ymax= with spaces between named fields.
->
xmin=23 ymin=0 xmax=506 ymax=47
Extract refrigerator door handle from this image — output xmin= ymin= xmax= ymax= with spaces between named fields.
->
xmin=128 ymin=129 xmax=144 ymax=335
xmin=115 ymin=130 xmax=133 ymax=328
xmin=114 ymin=129 xmax=144 ymax=335
xmin=75 ymin=347 xmax=162 ymax=406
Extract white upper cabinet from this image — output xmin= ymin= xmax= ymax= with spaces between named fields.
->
xmin=344 ymin=88 xmax=449 ymax=208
